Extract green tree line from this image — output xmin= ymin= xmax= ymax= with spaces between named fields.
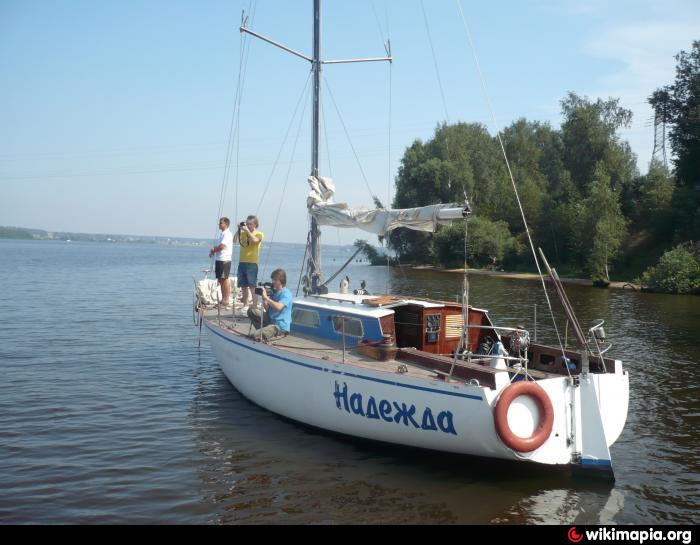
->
xmin=381 ymin=41 xmax=699 ymax=293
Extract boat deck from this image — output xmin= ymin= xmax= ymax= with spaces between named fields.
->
xmin=201 ymin=305 xmax=560 ymax=387
xmin=202 ymin=306 xmax=443 ymax=382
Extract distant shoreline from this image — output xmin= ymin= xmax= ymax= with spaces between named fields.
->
xmin=408 ymin=265 xmax=641 ymax=290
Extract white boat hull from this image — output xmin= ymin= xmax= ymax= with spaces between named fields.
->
xmin=205 ymin=319 xmax=628 ymax=474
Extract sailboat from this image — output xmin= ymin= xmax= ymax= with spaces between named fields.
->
xmin=195 ymin=0 xmax=629 ymax=478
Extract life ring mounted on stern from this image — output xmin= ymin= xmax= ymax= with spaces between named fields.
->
xmin=493 ymin=381 xmax=554 ymax=453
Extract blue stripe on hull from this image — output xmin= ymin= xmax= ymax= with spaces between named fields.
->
xmin=581 ymin=458 xmax=613 ymax=467
xmin=205 ymin=320 xmax=483 ymax=401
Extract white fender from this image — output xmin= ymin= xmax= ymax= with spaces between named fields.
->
xmin=490 ymin=341 xmax=510 ymax=390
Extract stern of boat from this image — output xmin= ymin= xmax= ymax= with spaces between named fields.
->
xmin=485 ymin=364 xmax=628 ymax=479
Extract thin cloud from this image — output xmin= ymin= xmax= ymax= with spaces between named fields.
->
xmin=587 ymin=21 xmax=697 ymax=91
xmin=584 ymin=20 xmax=697 ymax=169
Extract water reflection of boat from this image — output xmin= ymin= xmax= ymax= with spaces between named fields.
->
xmin=492 ymin=486 xmax=623 ymax=524
xmin=195 ymin=0 xmax=629 ymax=478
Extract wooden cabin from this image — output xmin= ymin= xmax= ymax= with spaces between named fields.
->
xmin=290 ymin=293 xmax=618 ymax=386
xmin=294 ymin=294 xmax=496 ymax=354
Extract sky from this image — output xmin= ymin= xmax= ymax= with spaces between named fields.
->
xmin=1 ymin=0 xmax=698 ymax=244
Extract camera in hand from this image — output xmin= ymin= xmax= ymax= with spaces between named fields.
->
xmin=254 ymin=282 xmax=274 ymax=297
xmin=239 ymin=221 xmax=246 ymax=228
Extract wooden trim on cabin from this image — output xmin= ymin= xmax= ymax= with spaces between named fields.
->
xmin=379 ymin=315 xmax=395 ymax=338
xmin=396 ymin=347 xmax=557 ymax=389
xmin=362 ymin=295 xmax=403 ymax=307
xmin=396 ymin=348 xmax=497 ymax=389
xmin=499 ymin=335 xmax=618 ymax=375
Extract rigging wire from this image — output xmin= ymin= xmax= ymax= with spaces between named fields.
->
xmin=215 ymin=1 xmax=256 ymax=244
xmin=384 ymin=0 xmax=390 ymax=40
xmin=368 ymin=0 xmax=394 ymax=294
xmin=380 ymin=0 xmax=393 ymax=294
xmin=385 ymin=48 xmax=393 ymax=294
xmin=382 ymin=44 xmax=393 ymax=293
xmin=254 ymin=71 xmax=313 ymax=214
xmin=454 ymin=0 xmax=570 ymax=368
xmin=234 ymin=1 xmax=259 ymax=232
xmin=369 ymin=0 xmax=388 ymax=45
xmin=296 ymin=221 xmax=311 ymax=296
xmin=420 ymin=0 xmax=450 ymax=123
xmin=369 ymin=2 xmax=392 ymax=61
xmin=422 ymin=1 xmax=474 ymax=362
xmin=386 ymin=44 xmax=393 ymax=211
xmin=449 ymin=209 xmax=470 ymax=378
xmin=322 ymin=75 xmax=377 ymax=203
xmin=321 ymin=92 xmax=334 ymax=179
xmin=227 ymin=4 xmax=256 ymax=216
xmin=420 ymin=1 xmax=455 ymax=191
xmin=215 ymin=26 xmax=244 ymax=229
xmin=260 ymin=76 xmax=311 ymax=281
xmin=322 ymin=95 xmax=343 ymax=260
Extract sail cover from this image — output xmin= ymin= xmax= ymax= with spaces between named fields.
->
xmin=307 ymin=176 xmax=470 ymax=236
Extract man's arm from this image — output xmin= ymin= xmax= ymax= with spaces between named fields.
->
xmin=209 ymin=242 xmax=224 ymax=258
xmin=209 ymin=234 xmax=230 ymax=258
xmin=241 ymin=227 xmax=261 ymax=244
xmin=262 ymin=292 xmax=284 ymax=312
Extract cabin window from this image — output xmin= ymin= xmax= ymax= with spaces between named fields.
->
xmin=292 ymin=308 xmax=320 ymax=328
xmin=425 ymin=314 xmax=441 ymax=343
xmin=331 ymin=316 xmax=364 ymax=338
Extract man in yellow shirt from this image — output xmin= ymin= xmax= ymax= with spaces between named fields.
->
xmin=234 ymin=214 xmax=264 ymax=312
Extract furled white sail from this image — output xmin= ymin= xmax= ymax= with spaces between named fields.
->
xmin=307 ymin=176 xmax=469 ymax=236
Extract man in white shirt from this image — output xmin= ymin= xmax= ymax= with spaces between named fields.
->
xmin=209 ymin=217 xmax=233 ymax=307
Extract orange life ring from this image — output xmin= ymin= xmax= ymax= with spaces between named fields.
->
xmin=493 ymin=381 xmax=554 ymax=452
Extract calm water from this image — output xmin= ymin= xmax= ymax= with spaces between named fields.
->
xmin=0 ymin=239 xmax=698 ymax=524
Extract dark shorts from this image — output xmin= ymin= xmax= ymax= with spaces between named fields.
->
xmin=215 ymin=260 xmax=231 ymax=279
xmin=237 ymin=262 xmax=258 ymax=287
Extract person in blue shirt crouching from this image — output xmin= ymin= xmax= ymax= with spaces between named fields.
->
xmin=247 ymin=268 xmax=293 ymax=341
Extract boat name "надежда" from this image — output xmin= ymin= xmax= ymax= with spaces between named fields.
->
xmin=333 ymin=381 xmax=457 ymax=435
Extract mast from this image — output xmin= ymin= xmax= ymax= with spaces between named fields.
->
xmin=309 ymin=0 xmax=322 ymax=293
xmin=240 ymin=0 xmax=391 ymax=294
